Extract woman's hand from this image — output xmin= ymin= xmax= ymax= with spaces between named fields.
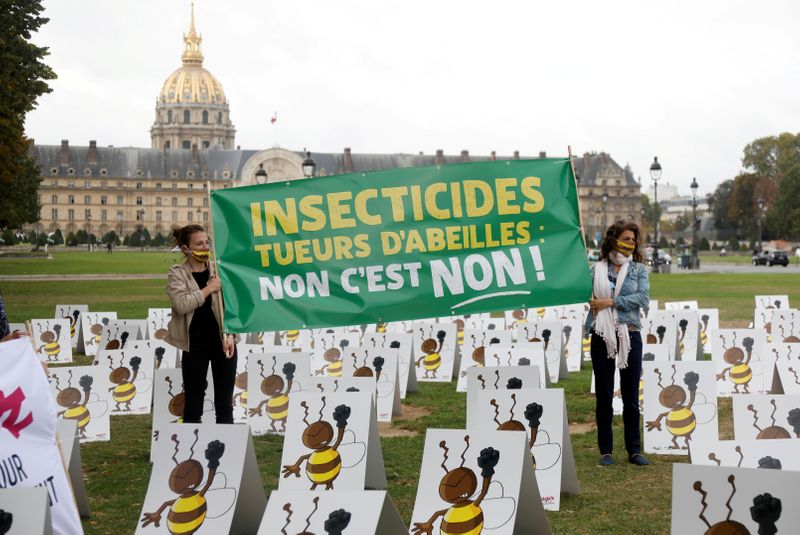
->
xmin=0 ymin=330 xmax=25 ymax=343
xmin=206 ymin=276 xmax=222 ymax=293
xmin=223 ymin=335 xmax=235 ymax=359
xmin=589 ymin=297 xmax=615 ymax=314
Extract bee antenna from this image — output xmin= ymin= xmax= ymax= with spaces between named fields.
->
xmin=779 ymin=325 xmax=786 ymax=338
xmin=494 ymin=369 xmax=500 ymax=389
xmin=735 ymin=446 xmax=743 ymax=468
xmin=507 ymin=351 xmax=512 ymax=366
xmin=654 ymin=368 xmax=664 ymax=389
xmin=510 ymin=393 xmax=517 ymax=418
xmin=769 ymin=398 xmax=778 ymax=426
xmin=460 ymin=435 xmax=470 ymax=467
xmin=256 ymin=359 xmax=265 ymax=379
xmin=301 ymin=401 xmax=310 ymax=426
xmin=490 ymin=399 xmax=501 ymax=426
xmin=708 ymin=453 xmax=720 ymax=466
xmin=720 ymin=334 xmax=726 ymax=349
xmin=304 ymin=496 xmax=319 ymax=531
xmin=282 ymin=503 xmax=293 ymax=534
xmin=471 ymin=334 xmax=477 ymax=345
xmin=748 ymin=404 xmax=762 ymax=431
xmin=439 ymin=440 xmax=450 ymax=473
xmin=189 ymin=428 xmax=199 ymax=459
xmin=732 ymin=332 xmax=737 ymax=346
xmin=319 ymin=396 xmax=326 ymax=420
xmin=790 ymin=367 xmax=800 ymax=385
xmin=165 ymin=376 xmax=174 ymax=397
xmin=333 ymin=379 xmax=339 ymax=392
xmin=481 ymin=332 xmax=487 ymax=345
xmin=53 ymin=373 xmax=62 ymax=391
xmin=725 ymin=475 xmax=736 ymax=520
xmin=670 ymin=364 xmax=677 ymax=385
xmin=107 ymin=354 xmax=114 ymax=371
xmin=352 ymin=352 xmax=358 ymax=367
xmin=693 ymin=481 xmax=711 ymax=529
xmin=272 ymin=355 xmax=277 ymax=375
xmin=68 ymin=369 xmax=73 ymax=388
xmin=477 ymin=374 xmax=486 ymax=389
xmin=171 ymin=434 xmax=181 ymax=465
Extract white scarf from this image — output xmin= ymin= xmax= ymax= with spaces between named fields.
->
xmin=593 ymin=257 xmax=631 ymax=369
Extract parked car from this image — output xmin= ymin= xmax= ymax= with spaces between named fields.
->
xmin=587 ymin=249 xmax=600 ymax=262
xmin=752 ymin=250 xmax=789 ymax=267
xmin=643 ymin=247 xmax=671 ymax=266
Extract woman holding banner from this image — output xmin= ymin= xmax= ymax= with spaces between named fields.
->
xmin=165 ymin=224 xmax=238 ymax=424
xmin=585 ymin=220 xmax=650 ymax=466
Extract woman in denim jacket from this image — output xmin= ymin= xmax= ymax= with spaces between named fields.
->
xmin=584 ymin=220 xmax=650 ymax=466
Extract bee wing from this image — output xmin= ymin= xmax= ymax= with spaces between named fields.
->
xmin=339 ymin=441 xmax=367 ymax=469
xmin=86 ymin=400 xmax=109 ymax=419
xmin=532 ymin=429 xmax=562 ymax=471
xmin=481 ymin=482 xmax=517 ymax=531
xmin=134 ymin=377 xmax=153 ymax=394
xmin=290 ymin=381 xmax=303 ymax=393
xmin=204 ymin=473 xmax=237 ymax=520
xmin=693 ymin=402 xmax=718 ymax=425
xmin=376 ymin=378 xmax=394 ymax=398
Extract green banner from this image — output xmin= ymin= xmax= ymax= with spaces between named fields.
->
xmin=211 ymin=159 xmax=591 ymax=333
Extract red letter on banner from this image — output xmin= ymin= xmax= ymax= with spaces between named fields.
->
xmin=0 ymin=388 xmax=34 ymax=438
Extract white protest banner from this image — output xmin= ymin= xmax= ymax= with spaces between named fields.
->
xmin=361 ymin=332 xmax=416 ymax=398
xmin=731 ymin=394 xmax=800 ymax=440
xmin=466 ymin=365 xmax=542 ymax=428
xmin=0 ymin=487 xmax=52 ymax=535
xmin=29 ymin=320 xmax=72 ymax=364
xmin=80 ymin=312 xmax=117 ymax=357
xmin=671 ymin=463 xmax=798 ymax=535
xmin=0 ymin=338 xmax=83 ymax=535
xmin=474 ymin=388 xmax=578 ymax=511
xmin=456 ymin=330 xmax=513 ymax=392
xmin=642 ymin=361 xmax=718 ymax=455
xmin=278 ymin=391 xmax=385 ymax=491
xmin=755 ymin=295 xmax=790 ymax=310
xmin=247 ymin=353 xmax=310 ymax=436
xmin=259 ymin=490 xmax=407 ymax=535
xmin=412 ymin=322 xmax=457 ymax=382
xmin=137 ymin=424 xmax=266 ymax=535
xmin=709 ymin=328 xmax=768 ymax=396
xmin=340 ymin=346 xmax=401 ymax=422
xmin=690 ymin=437 xmax=800 ymax=470
xmin=409 ymin=428 xmax=551 ymax=535
xmin=55 ymin=420 xmax=89 ymax=517
xmin=47 ymin=366 xmax=110 ymax=443
xmin=54 ymin=304 xmax=88 ymax=351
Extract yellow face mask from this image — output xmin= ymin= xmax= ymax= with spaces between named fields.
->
xmin=612 ymin=240 xmax=635 ymax=257
xmin=191 ymin=250 xmax=210 ymax=262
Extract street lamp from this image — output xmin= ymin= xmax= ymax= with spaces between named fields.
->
xmin=136 ymin=208 xmax=145 ymax=252
xmin=601 ymin=188 xmax=609 ymax=232
xmin=254 ymin=163 xmax=268 ymax=184
xmin=690 ymin=177 xmax=699 ymax=269
xmin=87 ymin=213 xmax=92 ymax=252
xmin=650 ymin=156 xmax=662 ymax=273
xmin=117 ymin=212 xmax=122 ymax=242
xmin=757 ymin=197 xmax=765 ymax=251
xmin=302 ymin=149 xmax=316 ymax=178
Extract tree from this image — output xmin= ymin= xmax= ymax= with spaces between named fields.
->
xmin=728 ymin=173 xmax=762 ymax=243
xmin=75 ymin=229 xmax=87 ymax=244
xmin=102 ymin=230 xmax=118 ymax=245
xmin=742 ymin=132 xmax=800 ymax=184
xmin=699 ymin=237 xmax=710 ymax=251
xmin=659 ymin=236 xmax=668 ymax=248
xmin=65 ymin=231 xmax=76 ymax=246
xmin=122 ymin=234 xmax=129 ymax=246
xmin=764 ymin=165 xmax=800 ymax=240
xmin=673 ymin=213 xmax=691 ymax=233
xmin=51 ymin=228 xmax=63 ymax=245
xmin=0 ymin=1 xmax=56 ymax=228
xmin=707 ymin=179 xmax=736 ymax=232
xmin=727 ymin=238 xmax=740 ymax=251
xmin=1 ymin=228 xmax=14 ymax=245
xmin=640 ymin=194 xmax=661 ymax=230
xmin=151 ymin=232 xmax=166 ymax=247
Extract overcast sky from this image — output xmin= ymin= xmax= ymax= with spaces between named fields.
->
xmin=25 ymin=0 xmax=800 ymax=196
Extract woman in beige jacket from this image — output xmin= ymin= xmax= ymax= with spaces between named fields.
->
xmin=165 ymin=224 xmax=237 ymax=423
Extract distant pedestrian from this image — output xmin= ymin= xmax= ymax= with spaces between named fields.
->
xmin=107 ymin=241 xmax=113 ymax=254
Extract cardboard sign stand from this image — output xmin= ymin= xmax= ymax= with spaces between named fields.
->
xmin=56 ymin=419 xmax=90 ymax=518
xmin=0 ymin=487 xmax=53 ymax=535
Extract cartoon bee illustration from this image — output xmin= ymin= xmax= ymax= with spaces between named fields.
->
xmin=562 ymin=325 xmax=573 ymax=358
xmin=164 ymin=375 xmax=186 ymax=423
xmin=416 ymin=328 xmax=447 ymax=379
xmin=316 ymin=339 xmax=349 ymax=377
xmin=646 ymin=324 xmax=667 ymax=345
xmin=88 ymin=316 xmax=110 ymax=348
xmin=154 ymin=346 xmax=167 ymax=369
xmin=582 ymin=334 xmax=591 ymax=356
xmin=699 ymin=314 xmax=711 ymax=349
xmin=107 ymin=352 xmax=146 ymax=412
xmin=489 ymin=396 xmax=559 ymax=471
xmin=140 ymin=429 xmax=236 ymax=534
xmin=232 ymin=360 xmax=248 ymax=419
xmin=536 ymin=307 xmax=546 ymax=318
xmin=35 ymin=321 xmax=62 ymax=362
xmin=249 ymin=357 xmax=296 ymax=433
xmin=104 ymin=325 xmax=130 ymax=350
xmin=510 ymin=309 xmax=528 ymax=328
xmin=59 ymin=307 xmax=81 ymax=340
xmin=778 ymin=322 xmax=800 ymax=344
xmin=150 ymin=310 xmax=169 ymax=340
xmin=460 ymin=334 xmax=501 ymax=377
xmin=282 ymin=497 xmax=352 ymax=535
xmin=692 ymin=475 xmax=781 ymax=535
xmin=281 ymin=396 xmax=365 ymax=490
xmin=412 ymin=436 xmax=514 ymax=535
xmin=51 ymin=370 xmax=107 ymax=439
xmin=455 ymin=318 xmax=466 ymax=347
xmin=375 ymin=321 xmax=388 ymax=334
xmin=678 ymin=318 xmax=688 ymax=356
xmin=522 ymin=324 xmax=548 ymax=348
xmin=707 ymin=446 xmax=744 ymax=468
xmin=282 ymin=329 xmax=301 ymax=348
xmin=646 ymin=366 xmax=714 ymax=450
xmin=716 ymin=333 xmax=755 ymax=394
xmin=747 ymin=399 xmax=800 ymax=439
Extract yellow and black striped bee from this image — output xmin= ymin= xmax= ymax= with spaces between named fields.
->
xmin=716 ymin=333 xmax=755 ymax=394
xmin=411 ymin=436 xmax=504 ymax=535
xmin=164 ymin=375 xmax=186 ymax=423
xmin=416 ymin=328 xmax=446 ymax=379
xmin=88 ymin=316 xmax=110 ymax=348
xmin=645 ymin=366 xmax=704 ymax=450
xmin=511 ymin=308 xmax=528 ymax=329
xmin=232 ymin=360 xmax=248 ymax=419
xmin=699 ymin=314 xmax=710 ymax=349
xmin=693 ymin=475 xmax=782 ymax=535
xmin=36 ymin=321 xmax=62 ymax=362
xmin=282 ymin=396 xmax=361 ymax=490
xmin=281 ymin=496 xmax=351 ymax=535
xmin=107 ymin=352 xmax=142 ymax=412
xmin=104 ymin=325 xmax=130 ymax=350
xmin=52 ymin=370 xmax=96 ymax=439
xmin=140 ymin=429 xmax=235 ymax=535
xmin=249 ymin=357 xmax=296 ymax=433
xmin=283 ymin=329 xmax=301 ymax=347
xmin=59 ymin=307 xmax=81 ymax=340
xmin=316 ymin=339 xmax=349 ymax=377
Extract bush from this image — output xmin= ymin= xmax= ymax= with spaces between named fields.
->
xmin=52 ymin=228 xmax=64 ymax=245
xmin=1 ymin=228 xmax=15 ymax=245
xmin=727 ymin=238 xmax=740 ymax=251
xmin=659 ymin=236 xmax=669 ymax=248
xmin=676 ymin=236 xmax=685 ymax=246
xmin=151 ymin=232 xmax=166 ymax=247
xmin=699 ymin=237 xmax=710 ymax=251
xmin=65 ymin=232 xmax=77 ymax=246
xmin=102 ymin=230 xmax=118 ymax=245
xmin=122 ymin=234 xmax=129 ymax=246
xmin=75 ymin=229 xmax=88 ymax=245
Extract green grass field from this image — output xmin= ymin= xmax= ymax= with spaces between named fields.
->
xmin=0 ymin=248 xmax=180 ymax=275
xmin=1 ymin=271 xmax=798 ymax=534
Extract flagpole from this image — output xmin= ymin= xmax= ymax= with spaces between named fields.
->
xmin=567 ymin=145 xmax=588 ymax=252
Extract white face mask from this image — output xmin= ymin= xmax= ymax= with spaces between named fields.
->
xmin=609 ymin=251 xmax=632 ymax=266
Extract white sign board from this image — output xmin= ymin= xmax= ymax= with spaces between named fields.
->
xmin=29 ymin=320 xmax=72 ymax=363
xmin=732 ymin=394 xmax=800 ymax=440
xmin=48 ymin=366 xmax=110 ymax=443
xmin=412 ymin=323 xmax=457 ymax=382
xmin=80 ymin=312 xmax=117 ymax=357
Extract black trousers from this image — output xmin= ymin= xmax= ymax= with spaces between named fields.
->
xmin=591 ymin=330 xmax=642 ymax=456
xmin=181 ymin=342 xmax=237 ymax=424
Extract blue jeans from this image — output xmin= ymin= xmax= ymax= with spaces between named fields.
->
xmin=591 ymin=330 xmax=642 ymax=456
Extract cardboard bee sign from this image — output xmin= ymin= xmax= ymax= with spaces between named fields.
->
xmin=54 ymin=304 xmax=89 ymax=351
xmin=504 ymin=307 xmax=547 ymax=332
xmin=516 ymin=321 xmax=566 ymax=383
xmin=641 ymin=299 xmax=659 ymax=320
xmin=473 ymin=388 xmax=578 ymax=511
xmin=462 ymin=316 xmax=505 ymax=331
xmin=306 ymin=329 xmax=362 ymax=354
xmin=412 ymin=322 xmax=457 ymax=383
xmin=762 ymin=342 xmax=798 ymax=394
xmin=754 ymin=294 xmax=790 ymax=310
xmin=664 ymin=300 xmax=699 ymax=310
xmin=97 ymin=319 xmax=145 ymax=357
xmin=128 ymin=339 xmax=179 ymax=371
xmin=80 ymin=312 xmax=117 ymax=357
xmin=697 ymin=308 xmax=720 ymax=353
xmin=558 ymin=316 xmax=583 ymax=373
xmin=258 ymin=490 xmax=407 ymax=535
xmin=48 ymin=366 xmax=110 ymax=443
xmin=666 ymin=309 xmax=700 ymax=361
xmin=146 ymin=308 xmax=172 ymax=340
xmin=466 ymin=365 xmax=543 ymax=429
xmin=339 ymin=346 xmax=401 ymax=422
xmin=409 ymin=429 xmax=551 ymax=535
xmin=482 ymin=345 xmax=548 ymax=389
xmin=642 ymin=314 xmax=678 ymax=360
xmin=731 ymin=394 xmax=800 ymax=440
xmin=590 ymin=344 xmax=668 ymax=416
xmin=278 ymin=391 xmax=386 ymax=492
xmin=642 ymin=361 xmax=719 ymax=455
xmin=56 ymin=419 xmax=90 ymax=518
xmin=97 ymin=348 xmax=154 ymax=415
xmin=313 ymin=377 xmax=375 ymax=396
xmin=247 ymin=352 xmax=311 ymax=437
xmin=137 ymin=424 xmax=267 ymax=535
xmin=690 ymin=438 xmax=800 ymax=471
xmin=671 ymin=463 xmax=799 ymax=535
xmin=0 ymin=487 xmax=52 ymax=535
xmin=362 ymin=332 xmax=416 ymax=399
xmin=709 ymin=329 xmax=768 ymax=396
xmin=29 ymin=319 xmax=72 ymax=363
xmin=310 ymin=334 xmax=362 ymax=379
xmin=772 ymin=309 xmax=800 ymax=343
xmin=456 ymin=330 xmax=514 ymax=392
xmin=276 ymin=328 xmax=312 ymax=351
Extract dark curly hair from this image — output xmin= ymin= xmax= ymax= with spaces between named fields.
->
xmin=171 ymin=224 xmax=206 ymax=248
xmin=600 ymin=220 xmax=643 ymax=263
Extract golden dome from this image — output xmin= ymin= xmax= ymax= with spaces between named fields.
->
xmin=158 ymin=2 xmax=226 ymax=105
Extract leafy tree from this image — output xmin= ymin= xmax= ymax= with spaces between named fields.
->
xmin=676 ymin=236 xmax=685 ymax=246
xmin=0 ymin=0 xmax=56 ymax=228
xmin=75 ymin=229 xmax=87 ymax=244
xmin=699 ymin=237 xmax=710 ymax=251
xmin=122 ymin=234 xmax=129 ymax=246
xmin=658 ymin=236 xmax=668 ymax=248
xmin=727 ymin=238 xmax=740 ymax=251
xmin=51 ymin=228 xmax=63 ymax=245
xmin=65 ymin=231 xmax=76 ymax=246
xmin=640 ymin=194 xmax=661 ymax=229
xmin=1 ymin=228 xmax=14 ymax=245
xmin=151 ymin=232 xmax=166 ymax=247
xmin=764 ymin=165 xmax=800 ymax=240
xmin=707 ymin=180 xmax=736 ymax=232
xmin=102 ymin=230 xmax=117 ymax=244
xmin=742 ymin=132 xmax=800 ymax=184
xmin=673 ymin=213 xmax=691 ymax=233
xmin=27 ymin=230 xmax=36 ymax=243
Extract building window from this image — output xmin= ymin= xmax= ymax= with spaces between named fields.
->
xmin=217 ymin=112 xmax=222 ymax=125
xmin=187 ymin=197 xmax=193 ymax=207
xmin=51 ymin=180 xmax=58 ymax=187
xmin=84 ymin=195 xmax=91 ymax=204
xmin=68 ymin=195 xmax=75 ymax=204
xmin=182 ymin=140 xmax=191 ymax=149
xmin=51 ymin=194 xmax=57 ymax=203
xmin=164 ymin=141 xmax=171 ymax=150
xmin=84 ymin=169 xmax=91 ymax=177
xmin=68 ymin=182 xmax=75 ymax=188
xmin=203 ymin=211 xmax=208 ymax=222
xmin=188 ymin=211 xmax=193 ymax=222
xmin=202 ymin=111 xmax=208 ymax=124
xmin=202 ymin=141 xmax=209 ymax=149
xmin=51 ymin=208 xmax=57 ymax=221
xmin=84 ymin=181 xmax=91 ymax=188
xmin=183 ymin=110 xmax=190 ymax=124
xmin=202 ymin=197 xmax=208 ymax=207
xmin=117 ymin=181 xmax=123 ymax=188
xmin=117 ymin=210 xmax=123 ymax=222
xmin=84 ymin=209 xmax=91 ymax=219
xmin=136 ymin=197 xmax=143 ymax=205
xmin=50 ymin=167 xmax=58 ymax=175
xmin=171 ymin=197 xmax=177 ymax=207
xmin=167 ymin=110 xmax=173 ymax=123
xmin=156 ymin=197 xmax=162 ymax=206
xmin=156 ymin=210 xmax=162 ymax=222
xmin=100 ymin=181 xmax=107 ymax=188
xmin=68 ymin=209 xmax=75 ymax=221
xmin=156 ymin=183 xmax=162 ymax=190
xmin=101 ymin=209 xmax=107 ymax=222
xmin=188 ymin=184 xmax=193 ymax=190
xmin=136 ymin=182 xmax=142 ymax=189
xmin=171 ymin=210 xmax=177 ymax=222
xmin=67 ymin=168 xmax=75 ymax=176
xmin=172 ymin=183 xmax=177 ymax=190
xmin=101 ymin=196 xmax=107 ymax=205
xmin=117 ymin=195 xmax=123 ymax=204
xmin=136 ymin=170 xmax=143 ymax=177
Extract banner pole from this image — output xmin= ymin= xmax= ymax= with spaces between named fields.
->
xmin=568 ymin=145 xmax=588 ymax=252
xmin=206 ymin=180 xmax=225 ymax=333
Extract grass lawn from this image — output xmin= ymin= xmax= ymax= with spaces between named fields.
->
xmin=2 ymin=272 xmax=796 ymax=534
xmin=0 ymin=248 xmax=181 ymax=275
